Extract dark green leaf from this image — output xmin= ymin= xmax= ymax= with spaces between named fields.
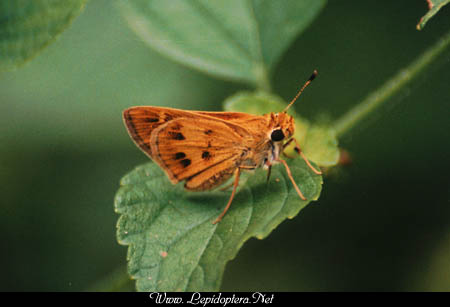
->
xmin=416 ymin=0 xmax=450 ymax=30
xmin=116 ymin=158 xmax=322 ymax=291
xmin=117 ymin=0 xmax=326 ymax=87
xmin=0 ymin=0 xmax=87 ymax=71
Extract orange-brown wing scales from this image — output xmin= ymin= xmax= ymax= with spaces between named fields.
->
xmin=184 ymin=158 xmax=237 ymax=191
xmin=197 ymin=111 xmax=270 ymax=140
xmin=123 ymin=107 xmax=186 ymax=156
xmin=151 ymin=118 xmax=245 ymax=186
xmin=123 ymin=107 xmax=268 ymax=157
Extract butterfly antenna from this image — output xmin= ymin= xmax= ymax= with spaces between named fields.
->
xmin=283 ymin=70 xmax=318 ymax=113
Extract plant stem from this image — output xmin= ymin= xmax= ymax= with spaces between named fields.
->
xmin=254 ymin=62 xmax=272 ymax=92
xmin=333 ymin=29 xmax=450 ymax=137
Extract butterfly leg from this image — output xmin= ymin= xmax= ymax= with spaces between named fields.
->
xmin=212 ymin=167 xmax=241 ymax=224
xmin=283 ymin=138 xmax=295 ymax=149
xmin=281 ymin=138 xmax=296 ymax=159
xmin=291 ymin=138 xmax=322 ymax=175
xmin=276 ymin=159 xmax=307 ymax=200
xmin=266 ymin=165 xmax=272 ymax=183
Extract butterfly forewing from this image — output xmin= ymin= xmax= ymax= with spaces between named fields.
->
xmin=123 ymin=107 xmax=200 ymax=156
xmin=196 ymin=111 xmax=270 ymax=139
xmin=123 ymin=106 xmax=260 ymax=190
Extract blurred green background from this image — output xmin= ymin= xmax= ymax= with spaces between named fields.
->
xmin=1 ymin=0 xmax=449 ymax=291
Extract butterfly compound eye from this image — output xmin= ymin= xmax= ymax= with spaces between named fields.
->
xmin=270 ymin=129 xmax=285 ymax=142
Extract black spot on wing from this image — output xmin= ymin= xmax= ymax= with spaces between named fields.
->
xmin=180 ymin=159 xmax=191 ymax=168
xmin=202 ymin=151 xmax=211 ymax=160
xmin=168 ymin=131 xmax=185 ymax=140
xmin=175 ymin=152 xmax=186 ymax=160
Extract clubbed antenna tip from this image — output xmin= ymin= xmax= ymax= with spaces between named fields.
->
xmin=309 ymin=70 xmax=318 ymax=81
xmin=283 ymin=69 xmax=318 ymax=113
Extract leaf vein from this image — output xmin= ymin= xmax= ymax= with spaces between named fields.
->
xmin=188 ymin=0 xmax=253 ymax=62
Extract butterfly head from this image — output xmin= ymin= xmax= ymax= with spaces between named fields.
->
xmin=266 ymin=70 xmax=317 ymax=145
xmin=267 ymin=112 xmax=295 ymax=143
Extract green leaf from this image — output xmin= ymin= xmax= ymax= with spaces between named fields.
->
xmin=115 ymin=158 xmax=322 ymax=291
xmin=416 ymin=0 xmax=450 ymax=30
xmin=117 ymin=0 xmax=326 ymax=88
xmin=224 ymin=91 xmax=340 ymax=167
xmin=0 ymin=0 xmax=87 ymax=71
xmin=302 ymin=125 xmax=339 ymax=168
